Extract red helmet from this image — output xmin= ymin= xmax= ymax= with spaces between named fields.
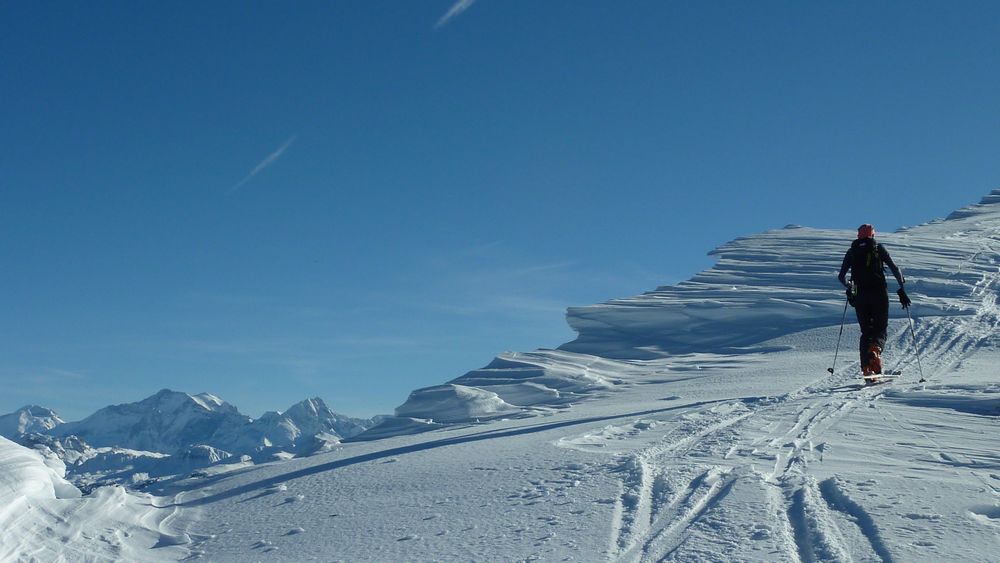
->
xmin=857 ymin=224 xmax=875 ymax=239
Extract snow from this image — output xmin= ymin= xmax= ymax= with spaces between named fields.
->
xmin=6 ymin=190 xmax=1000 ymax=561
xmin=0 ymin=436 xmax=191 ymax=562
xmin=52 ymin=388 xmax=252 ymax=454
xmin=0 ymin=405 xmax=64 ymax=439
xmin=1 ymin=392 xmax=379 ymax=491
xmin=395 ymin=384 xmax=522 ymax=423
xmin=171 ymin=321 xmax=1000 ymax=562
xmin=46 ymin=391 xmax=373 ymax=458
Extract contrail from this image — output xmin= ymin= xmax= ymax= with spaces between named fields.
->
xmin=230 ymin=135 xmax=297 ymax=193
xmin=435 ymin=0 xmax=476 ymax=29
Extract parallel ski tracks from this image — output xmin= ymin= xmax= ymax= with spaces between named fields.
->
xmin=605 ymin=358 xmax=913 ymax=562
xmin=601 ymin=226 xmax=1000 ymax=561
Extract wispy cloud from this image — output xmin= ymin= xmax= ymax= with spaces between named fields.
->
xmin=434 ymin=0 xmax=476 ymax=29
xmin=230 ymin=135 xmax=297 ymax=193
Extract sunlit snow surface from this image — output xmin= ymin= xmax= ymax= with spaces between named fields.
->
xmin=0 ymin=436 xmax=192 ymax=562
xmin=10 ymin=192 xmax=1000 ymax=561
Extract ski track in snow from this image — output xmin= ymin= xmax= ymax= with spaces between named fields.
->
xmin=592 ymin=362 xmax=996 ymax=562
xmin=596 ymin=378 xmax=895 ymax=562
xmin=581 ymin=211 xmax=1000 ymax=562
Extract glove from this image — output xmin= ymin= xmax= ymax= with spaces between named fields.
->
xmin=897 ymin=287 xmax=911 ymax=308
xmin=846 ymin=287 xmax=855 ymax=306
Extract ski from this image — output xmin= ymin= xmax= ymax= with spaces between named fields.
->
xmin=862 ymin=372 xmax=901 ymax=385
xmin=863 ymin=378 xmax=894 ymax=386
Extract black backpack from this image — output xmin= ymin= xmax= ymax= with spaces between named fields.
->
xmin=850 ymin=238 xmax=886 ymax=289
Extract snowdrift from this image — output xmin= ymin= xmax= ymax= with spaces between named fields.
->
xmin=0 ymin=435 xmax=79 ymax=501
xmin=0 ymin=436 xmax=190 ymax=562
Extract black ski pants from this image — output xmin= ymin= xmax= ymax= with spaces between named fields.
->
xmin=854 ymin=289 xmax=889 ymax=364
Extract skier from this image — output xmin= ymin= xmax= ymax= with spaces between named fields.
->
xmin=838 ymin=224 xmax=911 ymax=376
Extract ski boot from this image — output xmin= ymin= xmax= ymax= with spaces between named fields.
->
xmin=862 ymin=344 xmax=883 ymax=384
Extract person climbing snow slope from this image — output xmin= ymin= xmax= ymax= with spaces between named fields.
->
xmin=838 ymin=223 xmax=911 ymax=376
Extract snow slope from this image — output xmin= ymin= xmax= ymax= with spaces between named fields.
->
xmin=0 ymin=436 xmax=192 ymax=562
xmin=170 ymin=334 xmax=1000 ymax=561
xmin=8 ymin=191 xmax=1000 ymax=561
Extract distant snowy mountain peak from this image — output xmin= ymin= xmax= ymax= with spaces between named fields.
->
xmin=0 ymin=405 xmax=65 ymax=439
xmin=283 ymin=397 xmax=330 ymax=424
xmin=51 ymin=389 xmax=252 ymax=454
xmin=251 ymin=397 xmax=373 ymax=448
xmin=144 ymin=388 xmax=240 ymax=415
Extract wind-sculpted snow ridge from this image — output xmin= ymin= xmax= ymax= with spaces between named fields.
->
xmin=563 ymin=189 xmax=1000 ymax=359
xmin=0 ymin=436 xmax=192 ymax=561
xmin=364 ymin=190 xmax=1000 ymax=435
xmin=358 ymin=349 xmax=673 ymax=438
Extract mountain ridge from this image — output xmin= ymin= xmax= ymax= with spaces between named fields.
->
xmin=1 ymin=389 xmax=378 ymax=488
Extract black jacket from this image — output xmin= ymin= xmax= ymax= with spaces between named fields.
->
xmin=838 ymin=237 xmax=904 ymax=291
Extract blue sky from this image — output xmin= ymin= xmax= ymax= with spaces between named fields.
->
xmin=3 ymin=1 xmax=999 ymax=420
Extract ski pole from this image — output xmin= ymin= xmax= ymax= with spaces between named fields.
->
xmin=827 ymin=296 xmax=850 ymax=375
xmin=905 ymin=306 xmax=927 ymax=383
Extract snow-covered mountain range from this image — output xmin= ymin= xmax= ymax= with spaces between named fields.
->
xmin=5 ymin=191 xmax=1000 ymax=561
xmin=0 ymin=390 xmax=377 ymax=489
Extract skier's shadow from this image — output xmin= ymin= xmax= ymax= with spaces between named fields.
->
xmin=175 ymin=396 xmax=765 ymax=508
